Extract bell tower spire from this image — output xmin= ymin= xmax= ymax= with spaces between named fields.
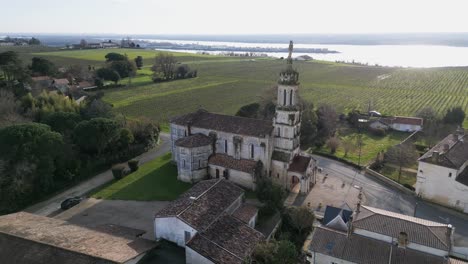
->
xmin=287 ymin=40 xmax=294 ymax=68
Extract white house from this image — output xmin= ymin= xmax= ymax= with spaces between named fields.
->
xmin=416 ymin=129 xmax=468 ymax=213
xmin=154 ymin=179 xmax=264 ymax=264
xmin=308 ymin=205 xmax=459 ymax=264
xmin=169 ymin=41 xmax=317 ymax=194
xmin=369 ymin=116 xmax=423 ymax=132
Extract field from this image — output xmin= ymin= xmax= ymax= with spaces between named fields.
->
xmin=91 ymin=153 xmax=191 ymax=201
xmin=4 ymin=47 xmax=468 ymax=128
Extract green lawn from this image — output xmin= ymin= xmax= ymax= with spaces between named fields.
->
xmin=91 ymin=153 xmax=191 ymax=201
xmin=380 ymin=164 xmax=417 ymax=186
xmin=315 ymin=129 xmax=408 ymax=166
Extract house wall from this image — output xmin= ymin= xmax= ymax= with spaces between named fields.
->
xmin=416 ymin=161 xmax=468 ymax=212
xmin=186 ymin=246 xmax=215 ymax=264
xmin=277 ymin=84 xmax=299 ymax=107
xmin=248 ymin=212 xmax=258 ymax=228
xmin=391 ymin=123 xmax=422 ymax=132
xmin=271 ymin=159 xmax=289 ymax=188
xmin=154 ymin=217 xmax=197 ymax=247
xmin=309 ymin=252 xmax=355 ymax=264
xmin=208 ymin=165 xmax=255 ymax=190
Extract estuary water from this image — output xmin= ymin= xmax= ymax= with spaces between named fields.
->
xmin=142 ymin=38 xmax=468 ymax=68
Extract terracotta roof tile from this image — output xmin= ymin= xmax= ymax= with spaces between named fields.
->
xmin=233 ymin=204 xmax=258 ymax=224
xmin=208 ymin=154 xmax=258 ymax=173
xmin=170 ymin=109 xmax=273 ymax=138
xmin=175 ymin=133 xmax=212 ymax=148
xmin=0 ymin=212 xmax=156 ymax=264
xmin=186 ymin=214 xmax=264 ymax=264
xmin=354 ymin=206 xmax=451 ymax=251
xmin=288 ymin=155 xmax=312 ymax=173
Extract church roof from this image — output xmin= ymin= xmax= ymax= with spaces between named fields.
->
xmin=209 ymin=154 xmax=258 ymax=173
xmin=170 ymin=109 xmax=273 ymax=138
xmin=175 ymin=133 xmax=212 ymax=148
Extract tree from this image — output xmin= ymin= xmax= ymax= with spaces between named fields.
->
xmin=300 ymin=101 xmax=318 ymax=148
xmin=152 ymin=52 xmax=177 ymax=80
xmin=105 ymin=52 xmax=126 ymax=62
xmin=342 ymin=137 xmax=356 ymax=157
xmin=30 ymin=57 xmax=56 ymax=76
xmin=316 ymin=104 xmax=337 ymax=147
xmin=384 ymin=143 xmax=418 ymax=183
xmin=96 ymin=67 xmax=120 ymax=84
xmin=443 ymin=106 xmax=465 ymax=126
xmin=42 ymin=111 xmax=82 ymax=137
xmin=134 ymin=56 xmax=143 ymax=69
xmin=416 ymin=107 xmax=438 ymax=124
xmin=79 ymin=39 xmax=87 ymax=48
xmin=80 ymin=99 xmax=114 ymax=119
xmin=256 ymin=177 xmax=286 ymax=215
xmin=0 ymin=51 xmax=29 ymax=86
xmin=0 ymin=89 xmax=27 ymax=128
xmin=110 ymin=59 xmax=136 ymax=79
xmin=127 ymin=117 xmax=160 ymax=148
xmin=28 ymin=37 xmax=41 ymax=45
xmin=326 ymin=136 xmax=340 ymax=154
xmin=73 ymin=118 xmax=120 ymax=155
xmin=235 ymin=103 xmax=260 ymax=118
xmin=284 ymin=206 xmax=315 ymax=237
xmin=175 ymin=64 xmax=190 ymax=79
xmin=252 ymin=240 xmax=298 ymax=264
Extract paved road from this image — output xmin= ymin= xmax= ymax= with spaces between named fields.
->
xmin=25 ymin=133 xmax=171 ymax=216
xmin=312 ymin=154 xmax=468 ymax=247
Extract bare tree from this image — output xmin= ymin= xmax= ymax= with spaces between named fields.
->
xmin=0 ymin=90 xmax=28 ymax=128
xmin=384 ymin=143 xmax=418 ymax=183
xmin=317 ymin=104 xmax=337 ymax=138
xmin=326 ymin=136 xmax=341 ymax=154
xmin=286 ymin=206 xmax=315 ymax=237
xmin=151 ymin=53 xmax=177 ymax=80
xmin=342 ymin=138 xmax=356 ymax=157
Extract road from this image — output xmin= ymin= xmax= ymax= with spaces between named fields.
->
xmin=25 ymin=133 xmax=171 ymax=216
xmin=312 ymin=154 xmax=468 ymax=247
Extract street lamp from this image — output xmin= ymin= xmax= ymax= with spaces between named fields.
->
xmin=357 ymin=119 xmax=367 ymax=168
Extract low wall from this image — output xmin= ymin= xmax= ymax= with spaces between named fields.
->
xmin=365 ymin=167 xmax=415 ymax=196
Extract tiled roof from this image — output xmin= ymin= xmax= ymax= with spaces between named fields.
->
xmin=449 ymin=258 xmax=468 ymax=264
xmin=288 ymin=155 xmax=312 ymax=173
xmin=353 ymin=206 xmax=451 ymax=251
xmin=309 ymin=226 xmax=448 ymax=264
xmin=186 ymin=214 xmax=264 ymax=264
xmin=209 ymin=154 xmax=258 ymax=173
xmin=455 ymin=166 xmax=468 ymax=187
xmin=419 ymin=133 xmax=468 ymax=169
xmin=233 ymin=204 xmax=258 ymax=224
xmin=155 ymin=179 xmax=244 ymax=231
xmin=0 ymin=212 xmax=156 ymax=264
xmin=170 ymin=109 xmax=273 ymax=138
xmin=175 ymin=133 xmax=212 ymax=148
xmin=53 ymin=78 xmax=70 ymax=85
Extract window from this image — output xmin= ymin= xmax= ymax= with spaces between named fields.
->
xmin=185 ymin=231 xmax=191 ymax=242
xmin=250 ymin=144 xmax=255 ymax=159
xmin=290 ymin=90 xmax=293 ymax=105
xmin=182 ymin=159 xmax=186 ymax=169
xmin=277 ymin=127 xmax=281 ymax=137
xmin=269 ymin=171 xmax=272 ymax=177
xmin=216 ymin=169 xmax=220 ymax=178
xmin=283 ymin=89 xmax=287 ymax=105
xmin=224 ymin=140 xmax=228 ymax=153
xmin=198 ymin=160 xmax=201 ymax=169
xmin=223 ymin=170 xmax=229 ymax=179
xmin=277 ymin=173 xmax=279 ymax=178
xmin=184 ymin=130 xmax=187 ymax=136
xmin=449 ymin=172 xmax=452 ymax=178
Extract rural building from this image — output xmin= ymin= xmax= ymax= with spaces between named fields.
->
xmin=169 ymin=41 xmax=317 ymax=194
xmin=0 ymin=212 xmax=156 ymax=264
xmin=416 ymin=128 xmax=468 ymax=213
xmin=308 ymin=204 xmax=461 ymax=264
xmin=102 ymin=41 xmax=120 ymax=48
xmin=50 ymin=78 xmax=71 ymax=94
xmin=369 ymin=116 xmax=423 ymax=132
xmin=295 ymin=54 xmax=313 ymax=61
xmin=154 ymin=179 xmax=264 ymax=264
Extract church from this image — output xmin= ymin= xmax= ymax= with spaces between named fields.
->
xmin=169 ymin=41 xmax=317 ymax=194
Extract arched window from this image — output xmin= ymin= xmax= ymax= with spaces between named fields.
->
xmin=250 ymin=144 xmax=255 ymax=159
xmin=283 ymin=89 xmax=287 ymax=105
xmin=277 ymin=127 xmax=281 ymax=137
xmin=182 ymin=159 xmax=186 ymax=169
xmin=290 ymin=90 xmax=293 ymax=105
xmin=224 ymin=140 xmax=228 ymax=153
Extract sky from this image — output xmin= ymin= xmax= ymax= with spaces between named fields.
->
xmin=1 ymin=0 xmax=467 ymax=35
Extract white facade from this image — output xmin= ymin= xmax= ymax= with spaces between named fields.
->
xmin=186 ymin=246 xmax=214 ymax=264
xmin=309 ymin=253 xmax=355 ymax=264
xmin=416 ymin=161 xmax=468 ymax=212
xmin=154 ymin=217 xmax=197 ymax=247
xmin=208 ymin=165 xmax=255 ymax=190
xmin=176 ymin=144 xmax=211 ymax=183
xmin=391 ymin=123 xmax=422 ymax=132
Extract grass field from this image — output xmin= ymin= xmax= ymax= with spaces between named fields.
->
xmin=4 ymin=47 xmax=468 ymax=128
xmin=91 ymin=153 xmax=191 ymax=201
xmin=380 ymin=164 xmax=417 ymax=186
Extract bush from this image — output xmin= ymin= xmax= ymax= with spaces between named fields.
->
xmin=369 ymin=127 xmax=386 ymax=137
xmin=111 ymin=164 xmax=126 ymax=180
xmin=128 ymin=159 xmax=139 ymax=172
xmin=403 ymin=183 xmax=415 ymax=191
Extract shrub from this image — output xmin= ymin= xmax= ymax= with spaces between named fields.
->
xmin=369 ymin=127 xmax=386 ymax=137
xmin=111 ymin=164 xmax=126 ymax=180
xmin=128 ymin=159 xmax=139 ymax=172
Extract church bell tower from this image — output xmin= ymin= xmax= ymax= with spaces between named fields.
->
xmin=273 ymin=41 xmax=301 ymax=159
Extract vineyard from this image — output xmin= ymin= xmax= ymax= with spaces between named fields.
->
xmin=5 ymin=47 xmax=468 ymax=127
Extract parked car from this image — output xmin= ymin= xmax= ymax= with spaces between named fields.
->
xmin=60 ymin=197 xmax=82 ymax=210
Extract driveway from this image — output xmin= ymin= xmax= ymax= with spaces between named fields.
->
xmin=54 ymin=198 xmax=169 ymax=240
xmin=25 ymin=133 xmax=171 ymax=217
xmin=313 ymin=154 xmax=468 ymax=247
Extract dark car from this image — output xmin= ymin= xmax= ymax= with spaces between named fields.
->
xmin=60 ymin=197 xmax=82 ymax=210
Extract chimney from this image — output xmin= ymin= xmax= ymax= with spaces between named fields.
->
xmin=356 ymin=201 xmax=361 ymax=213
xmin=186 ymin=121 xmax=192 ymax=136
xmin=432 ymin=151 xmax=440 ymax=163
xmin=398 ymin=232 xmax=408 ymax=248
xmin=443 ymin=144 xmax=450 ymax=153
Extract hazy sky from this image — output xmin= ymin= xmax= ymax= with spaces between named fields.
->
xmin=1 ymin=0 xmax=467 ymax=34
